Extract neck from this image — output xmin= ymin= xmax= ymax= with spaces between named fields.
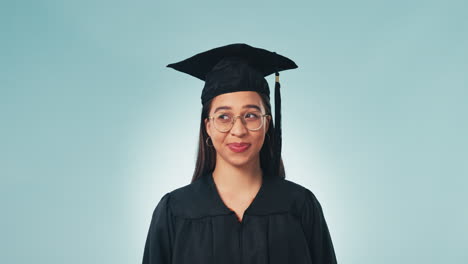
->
xmin=212 ymin=155 xmax=263 ymax=193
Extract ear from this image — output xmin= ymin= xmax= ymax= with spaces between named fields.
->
xmin=205 ymin=118 xmax=212 ymax=138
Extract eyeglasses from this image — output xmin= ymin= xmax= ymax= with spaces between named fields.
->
xmin=208 ymin=111 xmax=270 ymax=132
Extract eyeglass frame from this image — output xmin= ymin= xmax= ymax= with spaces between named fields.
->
xmin=207 ymin=112 xmax=271 ymax=132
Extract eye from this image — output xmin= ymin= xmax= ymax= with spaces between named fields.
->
xmin=216 ymin=113 xmax=232 ymax=123
xmin=245 ymin=112 xmax=260 ymax=120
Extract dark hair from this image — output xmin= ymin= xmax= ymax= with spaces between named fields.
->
xmin=191 ymin=93 xmax=285 ymax=183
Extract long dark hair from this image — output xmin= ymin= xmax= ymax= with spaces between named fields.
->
xmin=191 ymin=93 xmax=285 ymax=183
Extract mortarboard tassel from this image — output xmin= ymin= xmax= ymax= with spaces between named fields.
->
xmin=274 ymin=71 xmax=282 ymax=178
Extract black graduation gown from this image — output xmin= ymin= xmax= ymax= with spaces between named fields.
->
xmin=142 ymin=172 xmax=337 ymax=264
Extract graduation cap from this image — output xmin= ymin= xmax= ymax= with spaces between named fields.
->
xmin=167 ymin=43 xmax=298 ymax=177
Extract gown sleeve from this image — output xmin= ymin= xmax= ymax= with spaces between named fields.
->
xmin=142 ymin=192 xmax=175 ymax=264
xmin=301 ymin=189 xmax=338 ymax=264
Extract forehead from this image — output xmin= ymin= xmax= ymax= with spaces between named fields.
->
xmin=210 ymin=91 xmax=264 ymax=110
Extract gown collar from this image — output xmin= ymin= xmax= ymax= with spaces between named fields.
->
xmin=199 ymin=171 xmax=290 ymax=216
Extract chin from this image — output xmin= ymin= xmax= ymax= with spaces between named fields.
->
xmin=220 ymin=152 xmax=258 ymax=168
xmin=228 ymin=159 xmax=252 ymax=168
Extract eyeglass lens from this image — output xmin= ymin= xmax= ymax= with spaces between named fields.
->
xmin=213 ymin=111 xmax=265 ymax=131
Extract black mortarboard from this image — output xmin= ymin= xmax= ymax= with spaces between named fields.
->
xmin=167 ymin=43 xmax=298 ymax=177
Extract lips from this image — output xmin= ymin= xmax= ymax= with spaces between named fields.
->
xmin=227 ymin=142 xmax=251 ymax=153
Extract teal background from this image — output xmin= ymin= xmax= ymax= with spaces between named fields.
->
xmin=1 ymin=0 xmax=467 ymax=263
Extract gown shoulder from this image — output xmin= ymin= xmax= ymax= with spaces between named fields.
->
xmin=300 ymin=188 xmax=338 ymax=263
xmin=142 ymin=192 xmax=175 ymax=264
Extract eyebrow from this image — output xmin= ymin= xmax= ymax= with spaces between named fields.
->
xmin=213 ymin=104 xmax=262 ymax=113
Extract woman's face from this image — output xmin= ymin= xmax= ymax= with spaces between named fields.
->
xmin=205 ymin=91 xmax=270 ymax=168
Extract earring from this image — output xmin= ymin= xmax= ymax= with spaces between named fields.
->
xmin=206 ymin=137 xmax=214 ymax=147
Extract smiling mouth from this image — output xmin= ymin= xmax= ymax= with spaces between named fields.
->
xmin=227 ymin=143 xmax=251 ymax=153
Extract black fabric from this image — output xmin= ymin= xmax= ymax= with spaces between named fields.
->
xmin=142 ymin=172 xmax=337 ymax=264
xmin=201 ymin=57 xmax=270 ymax=104
xmin=166 ymin=43 xmax=297 ymax=105
xmin=273 ymin=72 xmax=282 ymax=178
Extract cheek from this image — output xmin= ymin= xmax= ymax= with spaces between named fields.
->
xmin=254 ymin=133 xmax=266 ymax=147
xmin=248 ymin=131 xmax=266 ymax=151
xmin=211 ymin=132 xmax=226 ymax=147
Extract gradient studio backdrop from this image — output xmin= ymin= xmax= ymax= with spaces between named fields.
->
xmin=1 ymin=0 xmax=467 ymax=263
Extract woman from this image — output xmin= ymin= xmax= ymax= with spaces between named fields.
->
xmin=142 ymin=43 xmax=337 ymax=264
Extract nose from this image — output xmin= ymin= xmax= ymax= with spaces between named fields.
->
xmin=230 ymin=116 xmax=247 ymax=137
